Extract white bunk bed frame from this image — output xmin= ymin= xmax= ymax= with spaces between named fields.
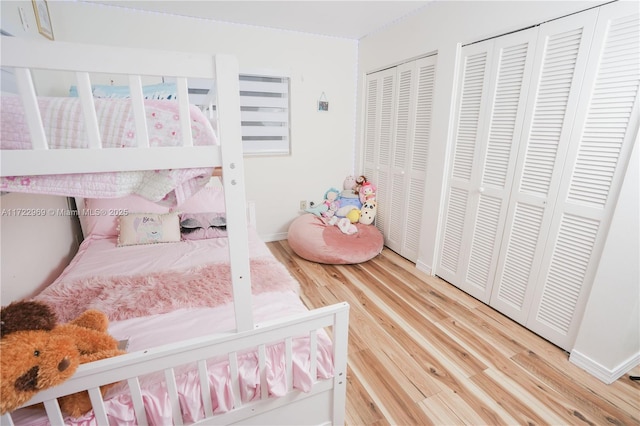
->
xmin=0 ymin=37 xmax=349 ymax=425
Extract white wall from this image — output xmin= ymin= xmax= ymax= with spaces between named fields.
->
xmin=0 ymin=193 xmax=81 ymax=304
xmin=570 ymin=138 xmax=640 ymax=383
xmin=9 ymin=0 xmax=359 ymax=241
xmin=0 ymin=0 xmax=48 ymax=39
xmin=357 ymin=0 xmax=638 ymax=381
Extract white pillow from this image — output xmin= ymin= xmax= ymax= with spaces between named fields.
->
xmin=117 ymin=213 xmax=180 ymax=247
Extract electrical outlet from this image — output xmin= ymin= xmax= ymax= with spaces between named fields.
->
xmin=299 ymin=200 xmax=307 ymax=210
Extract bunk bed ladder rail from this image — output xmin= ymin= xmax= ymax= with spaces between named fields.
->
xmin=214 ymin=54 xmax=254 ymax=333
xmin=0 ymin=302 xmax=349 ymax=426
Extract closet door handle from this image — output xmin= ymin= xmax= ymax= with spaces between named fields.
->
xmin=478 ymin=187 xmax=485 ymax=193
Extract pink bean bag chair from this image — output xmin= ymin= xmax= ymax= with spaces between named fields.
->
xmin=287 ymin=214 xmax=384 ymax=264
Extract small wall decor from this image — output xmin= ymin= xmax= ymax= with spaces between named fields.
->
xmin=32 ymin=0 xmax=54 ymax=40
xmin=318 ymin=92 xmax=329 ymax=112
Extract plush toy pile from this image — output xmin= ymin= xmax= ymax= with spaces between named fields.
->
xmin=0 ymin=300 xmax=126 ymax=417
xmin=305 ymin=175 xmax=378 ymax=234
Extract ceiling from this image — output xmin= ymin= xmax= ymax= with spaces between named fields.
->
xmin=89 ymin=1 xmax=433 ymax=39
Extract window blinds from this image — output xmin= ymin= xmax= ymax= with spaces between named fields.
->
xmin=187 ymin=74 xmax=290 ymax=155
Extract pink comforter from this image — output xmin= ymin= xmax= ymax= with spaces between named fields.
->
xmin=36 ymin=257 xmax=300 ymax=323
xmin=0 ymin=95 xmax=217 ymax=204
xmin=15 ymin=235 xmax=334 ymax=425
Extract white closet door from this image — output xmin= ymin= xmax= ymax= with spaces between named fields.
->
xmin=403 ymin=56 xmax=436 ymax=260
xmin=490 ymin=9 xmax=600 ymax=324
xmin=437 ymin=41 xmax=494 ymax=298
xmin=438 ymin=29 xmax=537 ymax=302
xmin=526 ymin=3 xmax=640 ymax=349
xmin=363 ymin=68 xmax=396 ymax=236
xmin=386 ymin=56 xmax=437 ymax=261
xmin=386 ymin=62 xmax=415 ymax=253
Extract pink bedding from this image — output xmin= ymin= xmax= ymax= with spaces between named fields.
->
xmin=37 ymin=257 xmax=299 ymax=322
xmin=0 ymin=95 xmax=217 ymax=205
xmin=16 ymin=232 xmax=333 ymax=425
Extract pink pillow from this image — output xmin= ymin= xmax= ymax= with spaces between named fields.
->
xmin=179 ymin=212 xmax=227 ymax=240
xmin=173 ymin=185 xmax=225 ymax=213
xmin=80 ymin=185 xmax=226 ymax=238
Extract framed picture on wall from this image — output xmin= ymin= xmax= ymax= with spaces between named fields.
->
xmin=32 ymin=0 xmax=54 ymax=40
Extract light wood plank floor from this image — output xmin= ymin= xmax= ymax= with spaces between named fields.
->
xmin=267 ymin=240 xmax=640 ymax=426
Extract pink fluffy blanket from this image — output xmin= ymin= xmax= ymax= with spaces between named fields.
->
xmin=35 ymin=257 xmax=300 ymax=323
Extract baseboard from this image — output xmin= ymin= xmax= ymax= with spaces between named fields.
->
xmin=415 ymin=259 xmax=432 ymax=275
xmin=569 ymin=349 xmax=640 ymax=384
xmin=261 ymin=232 xmax=288 ymax=242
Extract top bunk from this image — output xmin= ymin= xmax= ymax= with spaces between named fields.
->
xmin=0 ymin=36 xmax=243 ymax=206
xmin=1 ymin=35 xmax=254 ymax=331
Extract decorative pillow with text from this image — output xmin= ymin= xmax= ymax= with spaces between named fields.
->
xmin=117 ymin=213 xmax=180 ymax=247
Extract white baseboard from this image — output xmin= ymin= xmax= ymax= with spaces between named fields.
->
xmin=569 ymin=349 xmax=640 ymax=384
xmin=416 ymin=259 xmax=432 ymax=275
xmin=261 ymin=232 xmax=288 ymax=242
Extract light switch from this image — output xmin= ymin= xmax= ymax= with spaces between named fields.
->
xmin=18 ymin=7 xmax=30 ymax=31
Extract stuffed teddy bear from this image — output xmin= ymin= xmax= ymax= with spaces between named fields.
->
xmin=0 ymin=300 xmax=125 ymax=417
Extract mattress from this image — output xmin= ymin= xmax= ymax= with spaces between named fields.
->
xmin=0 ymin=95 xmax=217 ymax=204
xmin=14 ymin=231 xmax=333 ymax=425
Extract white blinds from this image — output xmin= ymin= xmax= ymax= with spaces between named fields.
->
xmin=187 ymin=73 xmax=290 ymax=155
xmin=239 ymin=74 xmax=290 ymax=155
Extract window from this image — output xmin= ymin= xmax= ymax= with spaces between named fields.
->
xmin=239 ymin=74 xmax=290 ymax=156
xmin=187 ymin=72 xmax=291 ymax=156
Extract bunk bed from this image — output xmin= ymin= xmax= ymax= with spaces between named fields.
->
xmin=0 ymin=36 xmax=349 ymax=425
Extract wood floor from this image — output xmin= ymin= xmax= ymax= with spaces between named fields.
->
xmin=267 ymin=240 xmax=640 ymax=426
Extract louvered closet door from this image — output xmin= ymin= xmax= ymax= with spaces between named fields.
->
xmin=403 ymin=56 xmax=436 ymax=260
xmin=437 ymin=29 xmax=537 ymax=302
xmin=525 ymin=2 xmax=640 ymax=350
xmin=363 ymin=68 xmax=396 ymax=237
xmin=489 ymin=9 xmax=600 ymax=326
xmin=385 ymin=62 xmax=414 ymax=253
xmin=437 ymin=42 xmax=493 ymax=298
xmin=386 ymin=56 xmax=437 ymax=261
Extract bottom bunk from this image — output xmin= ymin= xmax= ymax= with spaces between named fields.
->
xmin=2 ymin=220 xmax=349 ymax=425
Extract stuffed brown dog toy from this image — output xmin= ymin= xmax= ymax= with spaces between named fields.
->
xmin=0 ymin=300 xmax=125 ymax=417
xmin=0 ymin=301 xmax=78 ymax=414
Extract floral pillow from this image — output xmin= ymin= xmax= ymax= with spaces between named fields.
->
xmin=117 ymin=213 xmax=181 ymax=247
xmin=179 ymin=212 xmax=227 ymax=240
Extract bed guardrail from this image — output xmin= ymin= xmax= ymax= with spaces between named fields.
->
xmin=0 ymin=37 xmax=236 ymax=177
xmin=1 ymin=302 xmax=350 ymax=426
